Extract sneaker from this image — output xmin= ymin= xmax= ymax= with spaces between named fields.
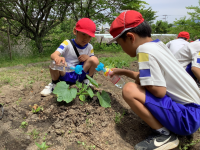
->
xmin=40 ymin=83 xmax=56 ymax=96
xmin=83 ymin=79 xmax=93 ymax=86
xmin=134 ymin=131 xmax=179 ymax=150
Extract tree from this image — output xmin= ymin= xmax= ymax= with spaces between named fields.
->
xmin=151 ymin=20 xmax=173 ymax=34
xmin=168 ymin=0 xmax=200 ymax=40
xmin=139 ymin=7 xmax=157 ymax=25
xmin=0 ymin=0 xmax=77 ymax=53
xmin=68 ymin=0 xmax=146 ymax=26
xmin=120 ymin=1 xmax=157 ymax=24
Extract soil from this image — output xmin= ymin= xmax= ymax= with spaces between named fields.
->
xmin=0 ymin=54 xmax=200 ymax=150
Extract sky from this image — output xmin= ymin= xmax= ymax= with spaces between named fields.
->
xmin=144 ymin=0 xmax=199 ymax=24
xmin=102 ymin=0 xmax=199 ymax=28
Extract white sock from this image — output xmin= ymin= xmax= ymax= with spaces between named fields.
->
xmin=156 ymin=127 xmax=170 ymax=135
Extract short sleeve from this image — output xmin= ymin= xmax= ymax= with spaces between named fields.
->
xmin=56 ymin=40 xmax=69 ymax=55
xmin=138 ymin=53 xmax=166 ymax=87
xmin=191 ymin=52 xmax=200 ymax=68
xmin=88 ymin=45 xmax=94 ymax=56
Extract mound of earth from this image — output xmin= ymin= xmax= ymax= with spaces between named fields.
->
xmin=0 ymin=60 xmax=199 ymax=150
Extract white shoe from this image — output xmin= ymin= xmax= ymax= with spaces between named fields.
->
xmin=83 ymin=79 xmax=93 ymax=86
xmin=40 ymin=83 xmax=56 ymax=96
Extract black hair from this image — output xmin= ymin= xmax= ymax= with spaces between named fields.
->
xmin=178 ymin=37 xmax=187 ymax=41
xmin=119 ymin=20 xmax=152 ymax=40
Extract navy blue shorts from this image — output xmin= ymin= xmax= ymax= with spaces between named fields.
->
xmin=144 ymin=90 xmax=200 ymax=135
xmin=59 ymin=62 xmax=88 ymax=85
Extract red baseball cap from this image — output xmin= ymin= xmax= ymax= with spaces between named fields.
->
xmin=108 ymin=10 xmax=144 ymax=44
xmin=75 ymin=18 xmax=96 ymax=37
xmin=178 ymin=31 xmax=190 ymax=39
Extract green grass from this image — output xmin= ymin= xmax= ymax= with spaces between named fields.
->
xmin=99 ymin=52 xmax=137 ymax=68
xmin=0 ymin=50 xmax=137 ymax=68
xmin=0 ymin=55 xmax=50 ymax=68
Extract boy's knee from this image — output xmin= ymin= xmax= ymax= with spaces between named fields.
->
xmin=88 ymin=56 xmax=99 ymax=65
xmin=122 ymin=82 xmax=137 ymax=95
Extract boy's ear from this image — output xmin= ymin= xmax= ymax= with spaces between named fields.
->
xmin=73 ymin=28 xmax=77 ymax=35
xmin=126 ymin=32 xmax=135 ymax=43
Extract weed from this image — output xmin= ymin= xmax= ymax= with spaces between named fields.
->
xmin=86 ymin=118 xmax=93 ymax=127
xmin=35 ymin=141 xmax=49 ymax=150
xmin=30 ymin=104 xmax=43 ymax=113
xmin=68 ymin=130 xmax=72 ymax=134
xmin=114 ymin=111 xmax=125 ymax=124
xmin=43 ymin=133 xmax=47 ymax=140
xmin=77 ymin=141 xmax=96 ymax=149
xmin=28 ymin=129 xmax=40 ymax=139
xmin=179 ymin=139 xmax=200 ymax=150
xmin=77 ymin=141 xmax=85 ymax=146
xmin=20 ymin=121 xmax=28 ymax=128
xmin=16 ymin=97 xmax=22 ymax=105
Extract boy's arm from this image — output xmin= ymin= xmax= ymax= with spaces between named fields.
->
xmin=111 ymin=68 xmax=140 ymax=83
xmin=191 ymin=66 xmax=200 ymax=81
xmin=145 ymin=86 xmax=166 ymax=98
xmin=51 ymin=51 xmax=65 ymax=64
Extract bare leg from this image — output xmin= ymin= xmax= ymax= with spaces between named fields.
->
xmin=122 ymin=82 xmax=163 ymax=129
xmin=49 ymin=68 xmax=65 ymax=81
xmin=83 ymin=56 xmax=99 ymax=76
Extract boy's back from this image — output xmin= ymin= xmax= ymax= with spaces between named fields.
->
xmin=166 ymin=31 xmax=190 ymax=55
xmin=166 ymin=38 xmax=189 ymax=55
xmin=138 ymin=39 xmax=200 ymax=105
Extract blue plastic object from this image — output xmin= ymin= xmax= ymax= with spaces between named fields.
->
xmin=95 ymin=62 xmax=106 ymax=72
xmin=70 ymin=65 xmax=83 ymax=75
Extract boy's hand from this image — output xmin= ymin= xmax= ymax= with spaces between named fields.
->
xmin=78 ymin=54 xmax=89 ymax=62
xmin=54 ymin=57 xmax=65 ymax=65
xmin=110 ymin=68 xmax=122 ymax=77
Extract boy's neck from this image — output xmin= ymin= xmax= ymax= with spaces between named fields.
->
xmin=136 ymin=36 xmax=153 ymax=45
xmin=73 ymin=38 xmax=88 ymax=49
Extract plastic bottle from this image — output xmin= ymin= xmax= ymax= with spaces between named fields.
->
xmin=49 ymin=60 xmax=74 ymax=72
xmin=96 ymin=62 xmax=125 ymax=88
xmin=49 ymin=60 xmax=83 ymax=74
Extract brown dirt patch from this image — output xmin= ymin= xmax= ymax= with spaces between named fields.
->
xmin=0 ymin=55 xmax=199 ymax=150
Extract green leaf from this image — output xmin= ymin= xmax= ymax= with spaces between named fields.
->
xmin=86 ymin=74 xmax=99 ymax=87
xmin=53 ymin=81 xmax=77 ymax=103
xmin=76 ymin=81 xmax=82 ymax=89
xmin=86 ymin=87 xmax=94 ymax=98
xmin=83 ymin=83 xmax=88 ymax=90
xmin=97 ymin=91 xmax=111 ymax=108
xmin=79 ymin=95 xmax=86 ymax=101
xmin=35 ymin=142 xmax=42 ymax=148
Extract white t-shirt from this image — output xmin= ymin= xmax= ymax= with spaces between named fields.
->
xmin=56 ymin=39 xmax=94 ymax=66
xmin=166 ymin=38 xmax=189 ymax=55
xmin=137 ymin=39 xmax=200 ymax=105
xmin=174 ymin=41 xmax=200 ymax=69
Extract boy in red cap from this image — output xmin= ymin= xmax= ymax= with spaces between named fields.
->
xmin=41 ymin=18 xmax=99 ymax=96
xmin=108 ymin=10 xmax=200 ymax=150
xmin=166 ymin=31 xmax=190 ymax=55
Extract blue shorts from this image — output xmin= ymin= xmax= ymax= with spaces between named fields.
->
xmin=59 ymin=62 xmax=88 ymax=84
xmin=144 ymin=90 xmax=200 ymax=136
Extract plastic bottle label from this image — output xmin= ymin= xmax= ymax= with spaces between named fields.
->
xmin=104 ymin=69 xmax=121 ymax=85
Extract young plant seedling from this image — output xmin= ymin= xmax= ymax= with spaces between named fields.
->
xmin=16 ymin=97 xmax=22 ymax=105
xmin=28 ymin=129 xmax=40 ymax=140
xmin=35 ymin=141 xmax=49 ymax=150
xmin=53 ymin=75 xmax=111 ymax=108
xmin=30 ymin=104 xmax=43 ymax=114
xmin=20 ymin=121 xmax=28 ymax=128
xmin=114 ymin=111 xmax=126 ymax=124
